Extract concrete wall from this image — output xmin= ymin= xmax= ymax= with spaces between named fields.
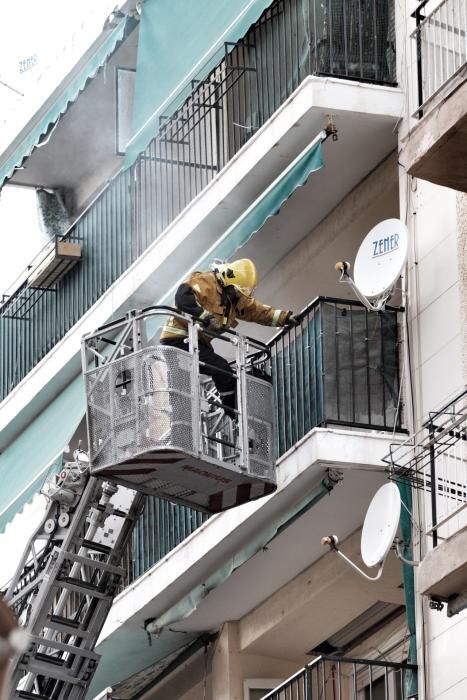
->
xmin=412 ymin=185 xmax=467 ymax=700
xmin=143 ymin=627 xmax=298 ymax=700
xmin=240 ymin=152 xmax=400 ymax=344
xmin=72 ymin=30 xmax=138 ymax=213
xmin=397 ymin=1 xmax=467 ymax=695
xmin=406 ymin=180 xmax=463 ymax=419
xmin=457 ymin=193 xmax=467 ymax=382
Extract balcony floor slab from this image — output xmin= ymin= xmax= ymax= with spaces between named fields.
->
xmin=417 ymin=524 xmax=467 ymax=600
xmin=400 ymin=72 xmax=467 ymax=193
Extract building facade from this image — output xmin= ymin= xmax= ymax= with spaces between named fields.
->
xmin=0 ymin=0 xmax=466 ymax=698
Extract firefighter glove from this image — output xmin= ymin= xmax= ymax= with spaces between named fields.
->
xmin=202 ymin=314 xmax=223 ymax=332
xmin=286 ymin=311 xmax=300 ymax=327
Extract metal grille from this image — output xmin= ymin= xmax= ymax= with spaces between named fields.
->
xmin=247 ymin=374 xmax=275 ymax=478
xmin=86 ymin=346 xmax=195 ymax=469
xmin=384 ymin=388 xmax=467 ymax=547
xmin=0 ymin=0 xmax=396 ymax=401
xmin=127 ymin=498 xmax=208 ymax=583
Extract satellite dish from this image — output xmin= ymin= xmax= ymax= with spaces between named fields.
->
xmin=354 ymin=219 xmax=408 ymax=300
xmin=361 ymin=482 xmax=401 ymax=568
xmin=321 ymin=480 xmax=418 ymax=579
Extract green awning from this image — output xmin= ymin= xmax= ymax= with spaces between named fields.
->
xmin=146 ymin=474 xmax=336 ymax=635
xmin=125 ymin=0 xmax=275 ymax=167
xmin=0 ymin=375 xmax=85 ymax=532
xmin=160 ymin=133 xmax=325 ymax=306
xmin=0 ymin=16 xmax=132 ymax=189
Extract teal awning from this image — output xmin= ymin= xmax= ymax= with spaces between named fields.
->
xmin=125 ymin=0 xmax=275 ymax=167
xmin=146 ymin=474 xmax=335 ymax=635
xmin=160 ymin=133 xmax=325 ymax=305
xmin=0 ymin=375 xmax=85 ymax=532
xmin=0 ymin=16 xmax=132 ymax=189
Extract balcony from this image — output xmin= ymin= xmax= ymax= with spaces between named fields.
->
xmin=400 ymin=0 xmax=467 ymax=191
xmin=0 ymin=0 xmax=400 ymax=406
xmin=269 ymin=297 xmax=402 ymax=456
xmin=261 ymin=655 xmax=416 ymax=700
xmin=386 ymin=389 xmax=467 ymax=616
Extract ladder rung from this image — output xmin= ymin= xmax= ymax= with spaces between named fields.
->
xmin=18 ymin=660 xmax=85 ymax=685
xmin=47 ymin=615 xmax=92 ymax=639
xmin=17 ymin=692 xmax=51 ymax=700
xmin=30 ymin=635 xmax=100 ymax=660
xmin=48 ymin=613 xmax=80 ymax=629
xmin=62 ymin=551 xmax=123 ymax=576
xmin=55 ymin=578 xmax=112 ymax=600
xmin=79 ymin=538 xmax=112 ymax=555
xmin=35 ymin=651 xmax=64 ymax=667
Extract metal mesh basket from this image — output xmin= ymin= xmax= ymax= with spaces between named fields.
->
xmin=86 ymin=346 xmax=195 ymax=469
xmin=83 ymin=309 xmax=277 ymax=512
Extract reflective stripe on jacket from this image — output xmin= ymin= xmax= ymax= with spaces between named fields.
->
xmin=161 ymin=271 xmax=289 ymax=343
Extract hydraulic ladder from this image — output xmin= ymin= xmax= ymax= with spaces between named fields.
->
xmin=4 ymin=307 xmax=276 ymax=698
xmin=4 ymin=455 xmax=143 ymax=700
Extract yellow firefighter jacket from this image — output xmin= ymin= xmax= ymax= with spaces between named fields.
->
xmin=161 ymin=271 xmax=290 ymax=344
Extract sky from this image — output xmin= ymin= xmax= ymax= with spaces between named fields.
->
xmin=0 ymin=0 xmax=121 ymax=296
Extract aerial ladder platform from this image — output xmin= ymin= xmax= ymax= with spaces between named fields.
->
xmin=3 ymin=307 xmax=277 ymax=699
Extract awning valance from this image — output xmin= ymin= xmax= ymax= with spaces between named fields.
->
xmin=0 ymin=16 xmax=132 ymax=190
xmin=0 ymin=375 xmax=85 ymax=532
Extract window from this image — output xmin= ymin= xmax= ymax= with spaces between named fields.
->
xmin=243 ymin=678 xmax=284 ymax=700
xmin=115 ymin=67 xmax=136 ymax=155
xmin=361 ymin=670 xmax=403 ymax=700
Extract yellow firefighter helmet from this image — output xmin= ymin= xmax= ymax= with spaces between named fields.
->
xmin=214 ymin=258 xmax=259 ymax=297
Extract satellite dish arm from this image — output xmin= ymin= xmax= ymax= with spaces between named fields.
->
xmin=321 ymin=535 xmax=384 ymax=581
xmin=393 ymin=538 xmax=420 ymax=567
xmin=334 ymin=263 xmax=389 ymax=313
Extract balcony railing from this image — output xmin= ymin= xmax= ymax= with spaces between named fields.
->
xmin=260 ymin=655 xmax=417 ymax=700
xmin=386 ymin=388 xmax=467 ymax=548
xmin=0 ymin=0 xmax=396 ymax=402
xmin=413 ymin=0 xmax=467 ymax=114
xmin=122 ymin=498 xmax=209 ymax=584
xmin=268 ymin=297 xmax=404 ymax=456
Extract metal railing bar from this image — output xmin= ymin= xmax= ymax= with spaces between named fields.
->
xmin=424 ymin=499 xmax=467 ymax=534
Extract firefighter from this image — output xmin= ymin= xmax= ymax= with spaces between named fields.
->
xmin=0 ymin=599 xmax=29 ymax=700
xmin=160 ymin=258 xmax=299 ymax=418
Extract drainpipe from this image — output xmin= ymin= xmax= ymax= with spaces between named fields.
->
xmin=397 ymin=480 xmax=418 ymax=699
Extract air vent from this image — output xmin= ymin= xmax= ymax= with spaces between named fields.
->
xmin=27 ymin=239 xmax=81 ymax=289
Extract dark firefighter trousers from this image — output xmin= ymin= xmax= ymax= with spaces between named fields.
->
xmin=160 ymin=337 xmax=236 ymax=418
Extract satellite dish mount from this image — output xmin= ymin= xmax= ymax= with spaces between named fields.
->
xmin=335 ymin=219 xmax=409 ymax=312
xmin=321 ymin=482 xmax=419 ymax=582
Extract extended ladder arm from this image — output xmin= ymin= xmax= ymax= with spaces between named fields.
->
xmin=4 ymin=456 xmax=143 ymax=700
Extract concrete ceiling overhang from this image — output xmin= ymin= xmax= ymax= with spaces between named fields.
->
xmin=399 ymin=71 xmax=467 ymax=193
xmin=7 ymin=25 xmax=139 ymax=197
xmin=87 ymin=429 xmax=406 ymax=697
